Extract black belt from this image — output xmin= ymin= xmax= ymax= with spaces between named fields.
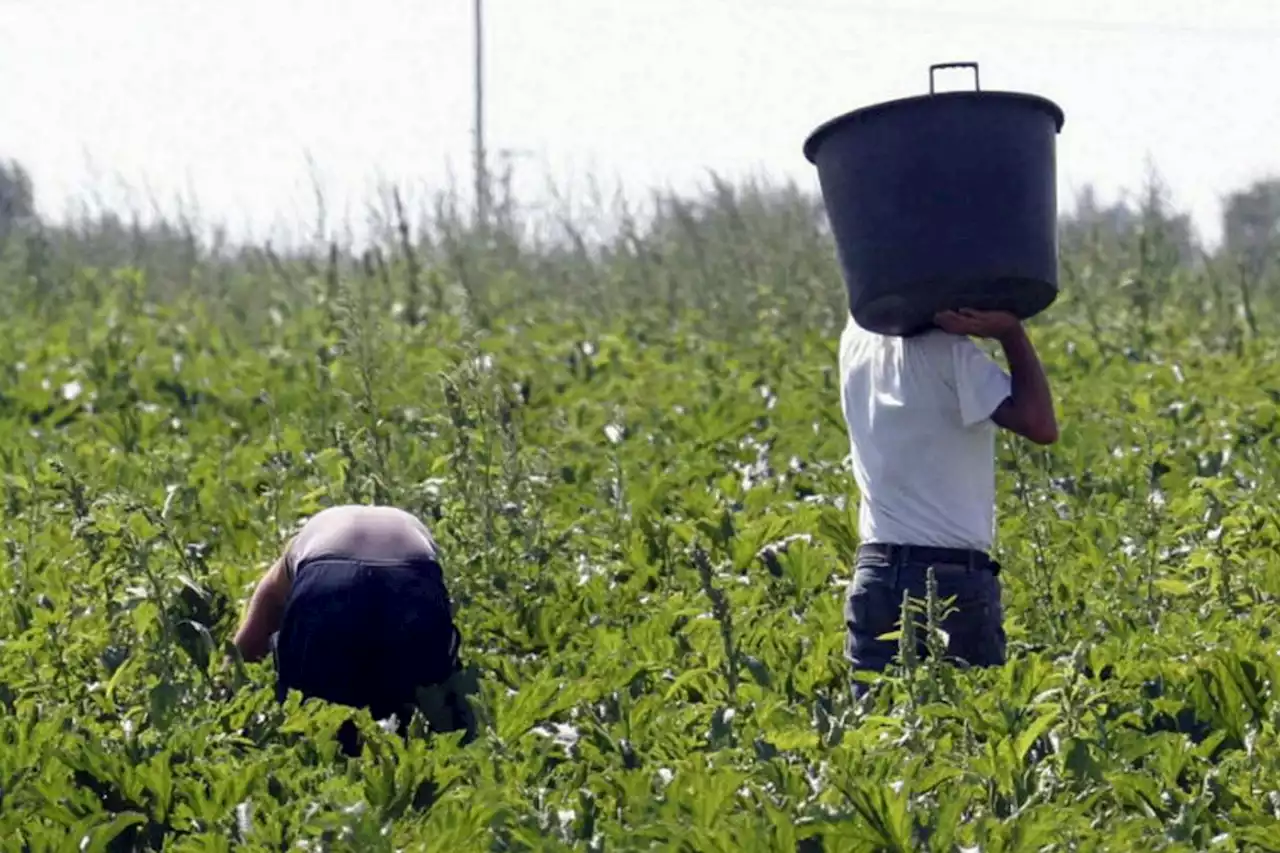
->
xmin=857 ymin=542 xmax=999 ymax=575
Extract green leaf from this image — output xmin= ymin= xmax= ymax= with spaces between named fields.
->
xmin=1154 ymin=578 xmax=1195 ymax=596
xmin=1014 ymin=710 xmax=1060 ymax=763
xmin=765 ymin=728 xmax=819 ymax=751
xmin=149 ymin=682 xmax=178 ymax=728
xmin=127 ymin=512 xmax=158 ymax=542
xmin=83 ymin=812 xmax=147 ymax=853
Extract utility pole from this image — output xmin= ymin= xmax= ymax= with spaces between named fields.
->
xmin=473 ymin=0 xmax=488 ymax=230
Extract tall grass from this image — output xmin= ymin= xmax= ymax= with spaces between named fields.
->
xmin=3 ymin=166 xmax=1272 ymax=359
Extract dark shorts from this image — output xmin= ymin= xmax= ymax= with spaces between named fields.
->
xmin=273 ymin=556 xmax=462 ymax=726
xmin=845 ymin=543 xmax=1006 ymax=684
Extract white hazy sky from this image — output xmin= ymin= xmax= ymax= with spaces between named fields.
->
xmin=3 ymin=0 xmax=1279 ymax=247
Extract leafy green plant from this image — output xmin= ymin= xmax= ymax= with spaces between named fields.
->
xmin=2 ymin=172 xmax=1280 ymax=849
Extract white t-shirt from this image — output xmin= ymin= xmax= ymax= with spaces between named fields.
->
xmin=838 ymin=315 xmax=1012 ymax=552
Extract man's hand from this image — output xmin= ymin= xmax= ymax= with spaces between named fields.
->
xmin=936 ymin=306 xmax=1054 ymax=440
xmin=934 ymin=308 xmax=1021 ymax=341
xmin=936 ymin=307 xmax=1058 ymax=445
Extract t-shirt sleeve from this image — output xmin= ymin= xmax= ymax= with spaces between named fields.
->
xmin=951 ymin=337 xmax=1012 ymax=427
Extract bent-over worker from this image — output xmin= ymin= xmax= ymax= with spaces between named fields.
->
xmin=233 ymin=504 xmax=465 ymax=738
xmin=838 ymin=308 xmax=1057 ymax=693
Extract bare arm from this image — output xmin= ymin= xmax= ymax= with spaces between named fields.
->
xmin=233 ymin=554 xmax=292 ymax=662
xmin=991 ymin=324 xmax=1058 ymax=445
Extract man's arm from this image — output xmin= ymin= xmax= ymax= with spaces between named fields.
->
xmin=990 ymin=324 xmax=1058 ymax=445
xmin=233 ymin=554 xmax=292 ymax=662
xmin=936 ymin=309 xmax=1059 ymax=445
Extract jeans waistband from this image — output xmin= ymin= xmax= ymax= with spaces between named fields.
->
xmin=857 ymin=542 xmax=1000 ymax=575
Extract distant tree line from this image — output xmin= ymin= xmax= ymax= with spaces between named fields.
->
xmin=1059 ymin=173 xmax=1280 ymax=278
xmin=0 ymin=153 xmax=1277 ymax=306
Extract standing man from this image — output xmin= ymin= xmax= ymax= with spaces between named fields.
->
xmin=233 ymin=504 xmax=469 ymax=748
xmin=838 ymin=308 xmax=1057 ymax=690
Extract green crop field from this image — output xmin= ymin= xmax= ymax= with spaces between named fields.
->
xmin=3 ymin=176 xmax=1280 ymax=851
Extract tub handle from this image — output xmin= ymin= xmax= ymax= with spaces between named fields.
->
xmin=929 ymin=62 xmax=980 ymax=93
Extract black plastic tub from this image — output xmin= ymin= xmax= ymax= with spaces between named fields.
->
xmin=803 ymin=63 xmax=1066 ymax=336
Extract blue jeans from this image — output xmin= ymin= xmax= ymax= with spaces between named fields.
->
xmin=845 ymin=543 xmax=1006 ymax=693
